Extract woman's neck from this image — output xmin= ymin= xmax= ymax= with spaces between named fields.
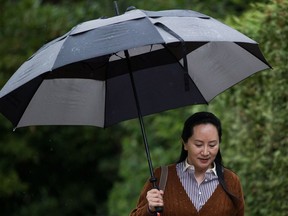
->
xmin=194 ymin=170 xmax=206 ymax=185
xmin=194 ymin=163 xmax=214 ymax=185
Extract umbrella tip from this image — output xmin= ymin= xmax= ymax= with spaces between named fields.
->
xmin=114 ymin=1 xmax=120 ymax=15
xmin=126 ymin=6 xmax=136 ymax=12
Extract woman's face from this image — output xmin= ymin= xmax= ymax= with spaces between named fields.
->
xmin=184 ymin=123 xmax=219 ymax=173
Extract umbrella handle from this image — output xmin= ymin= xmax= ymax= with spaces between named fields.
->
xmin=150 ymin=177 xmax=164 ymax=213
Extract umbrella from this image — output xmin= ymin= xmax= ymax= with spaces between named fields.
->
xmin=0 ymin=6 xmax=270 ymax=204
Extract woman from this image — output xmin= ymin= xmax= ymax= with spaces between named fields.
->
xmin=130 ymin=112 xmax=244 ymax=216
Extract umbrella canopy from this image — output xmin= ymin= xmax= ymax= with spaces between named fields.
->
xmin=0 ymin=8 xmax=270 ymax=128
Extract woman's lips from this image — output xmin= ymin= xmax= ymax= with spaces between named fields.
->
xmin=199 ymin=158 xmax=210 ymax=163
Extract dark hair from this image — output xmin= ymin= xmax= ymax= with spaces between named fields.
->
xmin=178 ymin=112 xmax=238 ymax=205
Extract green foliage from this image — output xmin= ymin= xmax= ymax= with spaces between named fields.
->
xmin=0 ymin=124 xmax=124 ymax=215
xmin=209 ymin=0 xmax=288 ymax=215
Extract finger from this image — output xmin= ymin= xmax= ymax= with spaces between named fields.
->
xmin=149 ymin=188 xmax=160 ymax=194
xmin=148 ymin=199 xmax=164 ymax=212
xmin=148 ymin=189 xmax=164 ymax=196
xmin=147 ymin=195 xmax=163 ymax=203
xmin=146 ymin=191 xmax=164 ymax=207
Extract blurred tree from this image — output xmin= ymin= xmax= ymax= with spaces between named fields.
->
xmin=218 ymin=1 xmax=288 ymax=215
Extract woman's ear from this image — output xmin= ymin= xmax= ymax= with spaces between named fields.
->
xmin=181 ymin=138 xmax=185 ymax=145
xmin=182 ymin=139 xmax=188 ymax=150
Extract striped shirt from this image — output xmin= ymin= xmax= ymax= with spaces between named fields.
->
xmin=176 ymin=159 xmax=219 ymax=211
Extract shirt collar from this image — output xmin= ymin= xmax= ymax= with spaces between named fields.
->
xmin=183 ymin=158 xmax=217 ymax=176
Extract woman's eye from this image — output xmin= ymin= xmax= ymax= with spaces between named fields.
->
xmin=209 ymin=143 xmax=217 ymax=148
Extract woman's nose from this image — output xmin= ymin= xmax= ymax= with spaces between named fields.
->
xmin=201 ymin=146 xmax=210 ymax=156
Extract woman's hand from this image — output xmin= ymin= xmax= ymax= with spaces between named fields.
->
xmin=146 ymin=188 xmax=164 ymax=212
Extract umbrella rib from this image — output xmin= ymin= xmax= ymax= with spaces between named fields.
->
xmin=154 ymin=22 xmax=190 ymax=91
xmin=154 ymin=22 xmax=209 ymax=103
xmin=235 ymin=42 xmax=272 ymax=68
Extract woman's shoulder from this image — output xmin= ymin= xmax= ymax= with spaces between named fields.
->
xmin=223 ymin=168 xmax=242 ymax=186
xmin=223 ymin=168 xmax=240 ymax=178
xmin=223 ymin=168 xmax=244 ymax=200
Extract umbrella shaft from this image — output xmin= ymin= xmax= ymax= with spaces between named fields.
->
xmin=124 ymin=50 xmax=157 ymax=187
